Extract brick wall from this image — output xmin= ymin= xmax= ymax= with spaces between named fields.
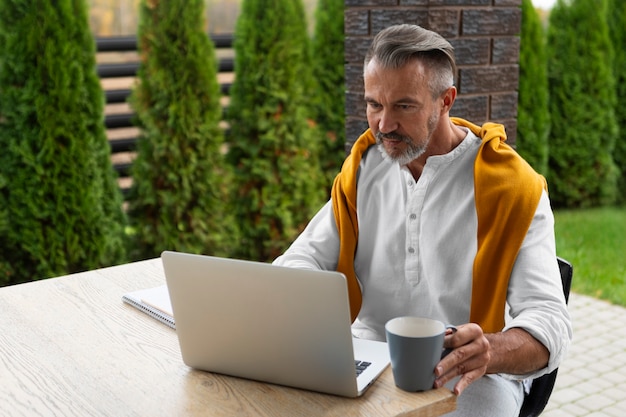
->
xmin=344 ymin=0 xmax=522 ymax=148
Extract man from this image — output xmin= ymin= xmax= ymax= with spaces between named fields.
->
xmin=273 ymin=24 xmax=571 ymax=416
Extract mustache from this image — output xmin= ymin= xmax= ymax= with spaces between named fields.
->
xmin=375 ymin=131 xmax=411 ymax=143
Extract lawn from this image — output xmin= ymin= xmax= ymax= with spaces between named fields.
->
xmin=553 ymin=206 xmax=626 ymax=307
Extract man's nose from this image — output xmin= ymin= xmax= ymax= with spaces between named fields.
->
xmin=378 ymin=110 xmax=398 ymax=134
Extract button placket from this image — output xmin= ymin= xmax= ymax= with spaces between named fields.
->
xmin=405 ymin=173 xmax=427 ymax=285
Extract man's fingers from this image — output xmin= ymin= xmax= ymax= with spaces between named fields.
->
xmin=434 ymin=323 xmax=490 ymax=392
xmin=452 ymin=368 xmax=485 ymax=395
xmin=434 ymin=347 xmax=488 ymax=388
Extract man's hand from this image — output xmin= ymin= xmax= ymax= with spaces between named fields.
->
xmin=433 ymin=323 xmax=490 ymax=395
xmin=433 ymin=325 xmax=550 ymax=395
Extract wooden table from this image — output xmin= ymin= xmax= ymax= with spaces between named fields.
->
xmin=0 ymin=259 xmax=456 ymax=417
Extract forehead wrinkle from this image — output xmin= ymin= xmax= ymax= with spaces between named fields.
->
xmin=365 ymin=57 xmax=437 ymax=102
xmin=365 ymin=67 xmax=428 ymax=108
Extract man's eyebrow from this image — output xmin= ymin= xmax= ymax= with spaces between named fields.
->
xmin=394 ymin=97 xmax=421 ymax=105
xmin=363 ymin=95 xmax=422 ymax=105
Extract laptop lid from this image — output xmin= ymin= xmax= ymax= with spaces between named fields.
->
xmin=161 ymin=251 xmax=389 ymax=397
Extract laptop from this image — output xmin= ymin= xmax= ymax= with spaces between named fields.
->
xmin=161 ymin=250 xmax=390 ymax=397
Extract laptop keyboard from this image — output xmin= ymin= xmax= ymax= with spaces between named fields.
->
xmin=355 ymin=360 xmax=372 ymax=377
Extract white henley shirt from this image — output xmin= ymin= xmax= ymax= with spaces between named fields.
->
xmin=274 ymin=129 xmax=572 ymax=380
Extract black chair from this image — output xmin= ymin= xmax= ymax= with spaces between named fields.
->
xmin=518 ymin=257 xmax=573 ymax=417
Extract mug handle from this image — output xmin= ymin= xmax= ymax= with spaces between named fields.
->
xmin=441 ymin=325 xmax=458 ymax=359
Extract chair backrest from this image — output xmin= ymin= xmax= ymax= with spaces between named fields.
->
xmin=518 ymin=257 xmax=573 ymax=417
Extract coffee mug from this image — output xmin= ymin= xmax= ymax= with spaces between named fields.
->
xmin=385 ymin=316 xmax=456 ymax=392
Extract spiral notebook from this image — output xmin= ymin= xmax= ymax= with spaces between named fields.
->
xmin=122 ymin=285 xmax=176 ymax=329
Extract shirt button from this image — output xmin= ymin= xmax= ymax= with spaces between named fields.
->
xmin=409 ymin=213 xmax=417 ymax=220
xmin=408 ymin=247 xmax=415 ymax=254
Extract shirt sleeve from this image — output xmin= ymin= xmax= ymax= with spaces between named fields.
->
xmin=272 ymin=200 xmax=340 ymax=271
xmin=501 ymin=191 xmax=573 ymax=380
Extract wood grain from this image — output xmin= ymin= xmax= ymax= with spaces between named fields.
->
xmin=0 ymin=259 xmax=456 ymax=417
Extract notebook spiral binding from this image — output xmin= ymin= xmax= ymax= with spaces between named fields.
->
xmin=122 ymin=295 xmax=176 ymax=330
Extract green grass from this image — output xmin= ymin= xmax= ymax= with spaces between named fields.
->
xmin=554 ymin=206 xmax=626 ymax=307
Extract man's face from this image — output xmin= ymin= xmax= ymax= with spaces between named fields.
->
xmin=364 ymin=58 xmax=441 ymax=165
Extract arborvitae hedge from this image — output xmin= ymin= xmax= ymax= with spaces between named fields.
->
xmin=547 ymin=0 xmax=618 ymax=208
xmin=608 ymin=0 xmax=626 ymax=203
xmin=0 ymin=0 xmax=127 ymax=285
xmin=517 ymin=0 xmax=550 ymax=176
xmin=127 ymin=0 xmax=235 ymax=260
xmin=311 ymin=0 xmax=346 ymax=192
xmin=226 ymin=0 xmax=325 ymax=262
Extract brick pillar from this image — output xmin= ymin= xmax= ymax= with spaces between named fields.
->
xmin=344 ymin=0 xmax=522 ymax=148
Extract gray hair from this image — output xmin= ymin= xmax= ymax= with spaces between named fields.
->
xmin=364 ymin=24 xmax=456 ymax=97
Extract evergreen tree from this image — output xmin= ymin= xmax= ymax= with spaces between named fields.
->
xmin=517 ymin=0 xmax=550 ymax=176
xmin=546 ymin=0 xmax=618 ymax=208
xmin=0 ymin=0 xmax=127 ymax=285
xmin=607 ymin=0 xmax=626 ymax=203
xmin=311 ymin=0 xmax=346 ymax=191
xmin=127 ymin=0 xmax=234 ymax=260
xmin=226 ymin=0 xmax=326 ymax=262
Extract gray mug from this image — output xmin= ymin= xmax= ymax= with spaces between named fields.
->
xmin=385 ymin=316 xmax=456 ymax=392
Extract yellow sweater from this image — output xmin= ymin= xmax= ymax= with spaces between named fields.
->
xmin=331 ymin=118 xmax=547 ymax=333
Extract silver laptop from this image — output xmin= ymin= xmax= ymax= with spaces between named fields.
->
xmin=161 ymin=250 xmax=390 ymax=397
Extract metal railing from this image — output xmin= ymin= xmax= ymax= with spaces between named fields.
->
xmin=97 ymin=34 xmax=234 ymax=192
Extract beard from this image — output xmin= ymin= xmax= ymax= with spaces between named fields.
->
xmin=375 ymin=112 xmax=439 ymax=166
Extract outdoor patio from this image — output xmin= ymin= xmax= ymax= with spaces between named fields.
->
xmin=542 ymin=293 xmax=626 ymax=416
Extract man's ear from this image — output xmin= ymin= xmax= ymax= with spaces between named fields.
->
xmin=441 ymin=86 xmax=457 ymax=114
